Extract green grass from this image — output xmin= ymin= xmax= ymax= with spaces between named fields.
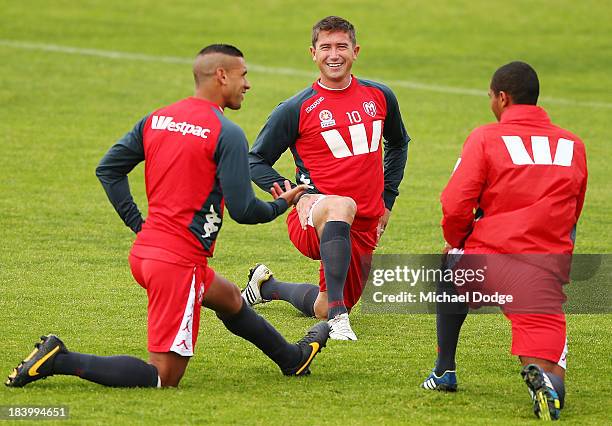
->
xmin=1 ymin=0 xmax=610 ymax=424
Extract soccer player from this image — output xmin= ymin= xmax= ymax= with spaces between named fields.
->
xmin=6 ymin=44 xmax=329 ymax=389
xmin=420 ymin=62 xmax=587 ymax=421
xmin=242 ymin=16 xmax=410 ymax=340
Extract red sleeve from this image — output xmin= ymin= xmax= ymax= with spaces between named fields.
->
xmin=575 ymin=146 xmax=588 ymax=222
xmin=440 ymin=128 xmax=488 ymax=248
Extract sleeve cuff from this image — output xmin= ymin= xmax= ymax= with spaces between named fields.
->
xmin=273 ymin=198 xmax=289 ymax=214
xmin=383 ymin=191 xmax=397 ymax=211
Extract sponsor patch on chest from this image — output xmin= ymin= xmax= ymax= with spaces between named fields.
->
xmin=319 ymin=110 xmax=336 ymax=128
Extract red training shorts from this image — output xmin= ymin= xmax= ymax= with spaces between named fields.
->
xmin=129 ymin=245 xmax=214 ymax=356
xmin=454 ymin=253 xmax=568 ymax=367
xmin=286 ymin=209 xmax=377 ymax=309
xmin=505 ymin=313 xmax=568 ymax=368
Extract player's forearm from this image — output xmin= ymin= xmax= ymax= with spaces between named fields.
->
xmin=96 ymin=119 xmax=147 ymax=233
xmin=224 ymin=183 xmax=288 ymax=224
xmin=383 ymin=143 xmax=408 ymax=210
xmin=248 ymin=152 xmax=290 ymax=193
xmin=96 ymin=175 xmax=144 ymax=233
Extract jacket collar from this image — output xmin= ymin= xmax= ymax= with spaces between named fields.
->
xmin=500 ymin=104 xmax=550 ymax=124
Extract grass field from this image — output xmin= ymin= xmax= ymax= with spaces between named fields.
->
xmin=1 ymin=0 xmax=611 ymax=424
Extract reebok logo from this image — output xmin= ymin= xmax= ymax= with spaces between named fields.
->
xmin=151 ymin=115 xmax=211 ymax=139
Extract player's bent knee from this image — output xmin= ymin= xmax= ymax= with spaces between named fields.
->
xmin=213 ymin=285 xmax=243 ymax=318
xmin=159 ymin=372 xmax=181 ymax=387
xmin=317 ymin=196 xmax=357 ymax=224
xmin=149 ymin=352 xmax=189 ymax=387
xmin=204 ymin=273 xmax=243 ymax=316
xmin=226 ymin=284 xmax=244 ymax=311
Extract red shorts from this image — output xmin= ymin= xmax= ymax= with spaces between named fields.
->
xmin=505 ymin=313 xmax=567 ymax=368
xmin=129 ymin=245 xmax=214 ymax=356
xmin=454 ymin=253 xmax=568 ymax=368
xmin=286 ymin=209 xmax=377 ymax=309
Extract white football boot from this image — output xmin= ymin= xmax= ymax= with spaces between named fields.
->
xmin=241 ymin=264 xmax=272 ymax=307
xmin=328 ymin=313 xmax=357 ymax=340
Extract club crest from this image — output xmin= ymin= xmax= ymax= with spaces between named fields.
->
xmin=363 ymin=101 xmax=377 ymax=117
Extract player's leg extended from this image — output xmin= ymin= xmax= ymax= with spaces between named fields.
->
xmin=5 ymin=334 xmax=161 ymax=388
xmin=5 ymin=254 xmax=202 ymax=388
xmin=206 ymin=272 xmax=329 ymax=376
xmin=243 ymin=263 xmax=320 ymax=317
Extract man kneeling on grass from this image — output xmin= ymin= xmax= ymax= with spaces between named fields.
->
xmin=6 ymin=44 xmax=329 ymax=389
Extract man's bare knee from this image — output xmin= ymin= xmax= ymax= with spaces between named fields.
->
xmin=314 ymin=196 xmax=357 ymax=228
xmin=213 ymin=285 xmax=243 ymax=319
xmin=204 ymin=273 xmax=244 ymax=317
xmin=149 ymin=352 xmax=189 ymax=388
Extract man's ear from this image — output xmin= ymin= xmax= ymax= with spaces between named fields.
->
xmin=352 ymin=44 xmax=360 ymax=60
xmin=499 ymin=90 xmax=512 ymax=108
xmin=216 ymin=67 xmax=227 ymax=85
xmin=309 ymin=46 xmax=316 ymax=61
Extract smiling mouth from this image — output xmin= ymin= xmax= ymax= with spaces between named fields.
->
xmin=327 ymin=63 xmax=343 ymax=68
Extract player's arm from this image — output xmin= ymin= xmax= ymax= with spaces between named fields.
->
xmin=440 ymin=129 xmax=487 ymax=248
xmin=380 ymin=86 xmax=410 ymax=211
xmin=248 ymin=101 xmax=298 ymax=193
xmin=216 ymin=122 xmax=294 ymax=224
xmin=575 ymin=145 xmax=588 ymax=221
xmin=95 ymin=115 xmax=147 ymax=233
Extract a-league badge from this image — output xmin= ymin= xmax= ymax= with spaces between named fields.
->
xmin=319 ymin=109 xmax=336 ymax=128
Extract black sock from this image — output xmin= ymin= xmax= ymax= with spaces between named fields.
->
xmin=546 ymin=372 xmax=566 ymax=409
xmin=320 ymin=221 xmax=351 ymax=319
xmin=261 ymin=278 xmax=319 ymax=317
xmin=53 ymin=353 xmax=158 ymax=387
xmin=218 ymin=300 xmax=300 ymax=371
xmin=434 ymin=279 xmax=468 ymax=375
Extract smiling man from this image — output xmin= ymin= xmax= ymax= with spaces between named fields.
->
xmin=244 ymin=16 xmax=410 ymax=340
xmin=6 ymin=45 xmax=329 ymax=389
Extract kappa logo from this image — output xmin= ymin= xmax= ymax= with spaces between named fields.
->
xmin=319 ymin=109 xmax=336 ymax=128
xmin=202 ymin=205 xmax=222 ymax=238
xmin=150 ymin=115 xmax=211 ymax=139
xmin=363 ymin=101 xmax=377 ymax=117
xmin=305 ymin=96 xmax=325 ymax=113
xmin=501 ymin=135 xmax=575 ymax=166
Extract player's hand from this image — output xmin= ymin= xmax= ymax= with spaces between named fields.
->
xmin=376 ymin=208 xmax=391 ymax=243
xmin=270 ymin=180 xmax=308 ymax=206
xmin=442 ymin=242 xmax=453 ymax=254
xmin=296 ymin=194 xmax=319 ymax=230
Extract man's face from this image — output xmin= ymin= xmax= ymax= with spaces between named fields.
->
xmin=310 ymin=30 xmax=359 ymax=86
xmin=223 ymin=56 xmax=251 ymax=110
xmin=488 ymin=88 xmax=503 ymax=121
